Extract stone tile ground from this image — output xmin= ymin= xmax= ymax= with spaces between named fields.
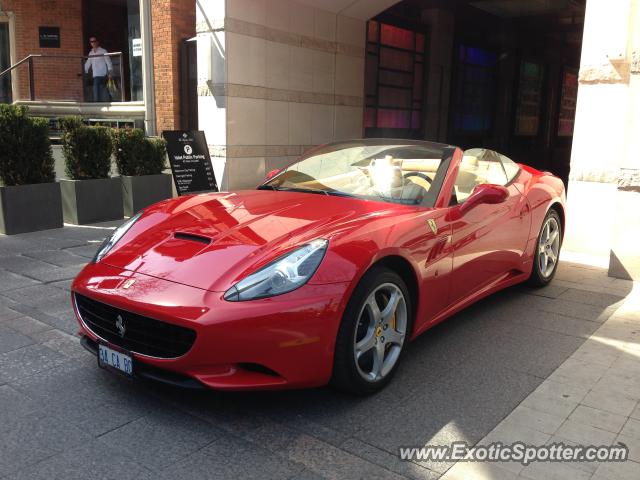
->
xmin=0 ymin=222 xmax=637 ymax=479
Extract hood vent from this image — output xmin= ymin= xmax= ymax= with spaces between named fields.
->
xmin=174 ymin=232 xmax=212 ymax=245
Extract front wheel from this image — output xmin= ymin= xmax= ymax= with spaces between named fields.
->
xmin=331 ymin=267 xmax=412 ymax=395
xmin=528 ymin=209 xmax=562 ymax=287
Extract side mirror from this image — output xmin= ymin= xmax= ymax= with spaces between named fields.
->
xmin=459 ymin=184 xmax=509 ymax=214
xmin=265 ymin=168 xmax=281 ymax=180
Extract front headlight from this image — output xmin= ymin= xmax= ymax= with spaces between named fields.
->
xmin=224 ymin=239 xmax=328 ymax=301
xmin=93 ymin=211 xmax=143 ymax=263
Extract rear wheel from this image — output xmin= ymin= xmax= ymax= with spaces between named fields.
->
xmin=331 ymin=267 xmax=412 ymax=395
xmin=528 ymin=209 xmax=562 ymax=287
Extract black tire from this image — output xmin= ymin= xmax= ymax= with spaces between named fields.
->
xmin=331 ymin=266 xmax=413 ymax=395
xmin=528 ymin=208 xmax=562 ymax=287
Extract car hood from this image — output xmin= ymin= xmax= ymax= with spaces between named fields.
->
xmin=102 ymin=190 xmax=406 ymax=292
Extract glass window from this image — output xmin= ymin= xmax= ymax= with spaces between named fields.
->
xmin=364 ymin=21 xmax=426 ymax=136
xmin=452 ymin=46 xmax=498 ymax=135
xmin=499 ymin=153 xmax=521 ymax=183
xmin=557 ymin=69 xmax=578 ymax=137
xmin=514 ymin=60 xmax=544 ymax=136
xmin=453 ymin=148 xmax=508 ymax=203
xmin=261 ymin=141 xmax=451 ymax=207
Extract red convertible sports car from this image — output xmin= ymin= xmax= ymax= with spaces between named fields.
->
xmin=72 ymin=139 xmax=565 ymax=394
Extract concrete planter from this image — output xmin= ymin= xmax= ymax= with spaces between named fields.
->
xmin=0 ymin=182 xmax=63 ymax=235
xmin=60 ymin=178 xmax=124 ymax=225
xmin=121 ymin=173 xmax=173 ymax=216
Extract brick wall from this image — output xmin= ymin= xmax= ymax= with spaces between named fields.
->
xmin=4 ymin=0 xmax=195 ymax=125
xmin=151 ymin=0 xmax=195 ymax=134
xmin=4 ymin=0 xmax=83 ymax=101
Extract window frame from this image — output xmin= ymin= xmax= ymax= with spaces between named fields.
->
xmin=498 ymin=153 xmax=522 ymax=185
xmin=364 ymin=20 xmax=428 ymax=139
xmin=0 ymin=11 xmax=17 ymax=104
xmin=452 ymin=148 xmax=512 ymax=204
xmin=262 ymin=140 xmax=456 ymax=209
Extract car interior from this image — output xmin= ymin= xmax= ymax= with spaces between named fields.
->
xmin=453 ymin=148 xmax=510 ymax=203
xmin=271 ymin=146 xmax=446 ymax=204
xmin=268 ymin=146 xmax=516 ymax=207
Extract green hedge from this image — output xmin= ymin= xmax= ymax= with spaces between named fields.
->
xmin=60 ymin=116 xmax=113 ymax=180
xmin=0 ymin=104 xmax=55 ymax=186
xmin=112 ymin=128 xmax=167 ymax=176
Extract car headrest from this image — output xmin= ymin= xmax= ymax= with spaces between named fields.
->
xmin=461 ymin=155 xmax=479 ymax=167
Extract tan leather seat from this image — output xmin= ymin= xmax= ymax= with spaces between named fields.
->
xmin=455 ymin=154 xmax=481 ymax=201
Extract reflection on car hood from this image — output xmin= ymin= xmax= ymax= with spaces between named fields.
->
xmin=102 ymin=190 xmax=405 ymax=292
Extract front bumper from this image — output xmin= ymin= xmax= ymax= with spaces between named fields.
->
xmin=72 ymin=262 xmax=349 ymax=390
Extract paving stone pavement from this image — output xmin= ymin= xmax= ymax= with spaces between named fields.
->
xmin=0 ymin=222 xmax=638 ymax=479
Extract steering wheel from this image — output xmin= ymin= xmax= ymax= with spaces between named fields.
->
xmin=403 ymin=172 xmax=432 ymax=184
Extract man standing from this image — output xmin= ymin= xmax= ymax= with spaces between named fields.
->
xmin=84 ymin=36 xmax=113 ymax=102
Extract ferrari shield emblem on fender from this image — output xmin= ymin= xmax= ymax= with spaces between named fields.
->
xmin=122 ymin=278 xmax=136 ymax=289
xmin=427 ymin=219 xmax=438 ymax=234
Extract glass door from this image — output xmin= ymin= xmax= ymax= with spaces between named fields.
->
xmin=0 ymin=22 xmax=11 ymax=103
xmin=82 ymin=0 xmax=142 ymax=102
xmin=127 ymin=0 xmax=143 ymax=101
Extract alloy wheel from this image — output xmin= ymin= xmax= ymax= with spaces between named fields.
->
xmin=538 ymin=216 xmax=560 ymax=278
xmin=353 ymin=283 xmax=407 ymax=382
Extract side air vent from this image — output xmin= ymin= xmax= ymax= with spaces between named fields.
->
xmin=238 ymin=363 xmax=281 ymax=377
xmin=174 ymin=232 xmax=211 ymax=245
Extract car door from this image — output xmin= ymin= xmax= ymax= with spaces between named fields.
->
xmin=448 ymin=149 xmax=529 ymax=304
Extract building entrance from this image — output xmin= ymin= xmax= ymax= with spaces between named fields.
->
xmin=365 ymin=0 xmax=585 ymax=186
xmin=82 ymin=0 xmax=142 ymax=102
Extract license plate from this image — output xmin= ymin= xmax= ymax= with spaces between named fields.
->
xmin=98 ymin=343 xmax=133 ymax=377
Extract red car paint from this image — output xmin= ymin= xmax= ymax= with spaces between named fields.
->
xmin=72 ymin=143 xmax=566 ymax=390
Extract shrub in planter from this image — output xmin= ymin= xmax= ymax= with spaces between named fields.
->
xmin=0 ymin=104 xmax=62 ymax=234
xmin=112 ymin=128 xmax=167 ymax=176
xmin=59 ymin=117 xmax=123 ymax=224
xmin=112 ymin=128 xmax=172 ymax=215
xmin=61 ymin=117 xmax=113 ymax=180
xmin=0 ymin=104 xmax=56 ymax=186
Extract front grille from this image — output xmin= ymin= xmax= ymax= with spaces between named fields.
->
xmin=75 ymin=293 xmax=196 ymax=358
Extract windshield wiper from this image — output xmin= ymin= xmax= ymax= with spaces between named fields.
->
xmin=257 ymin=185 xmax=360 ymax=199
xmin=325 ymin=190 xmax=358 ymax=198
xmin=257 ymin=185 xmax=329 ymax=195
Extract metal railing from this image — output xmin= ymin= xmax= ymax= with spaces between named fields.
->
xmin=0 ymin=52 xmax=125 ymax=102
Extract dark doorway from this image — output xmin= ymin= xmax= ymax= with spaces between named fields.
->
xmin=180 ymin=38 xmax=198 ymax=131
xmin=0 ymin=22 xmax=11 ymax=104
xmin=449 ymin=45 xmax=499 ymax=147
xmin=82 ymin=0 xmax=142 ymax=102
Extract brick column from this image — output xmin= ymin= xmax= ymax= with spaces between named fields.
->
xmin=151 ymin=0 xmax=195 ymax=134
xmin=4 ymin=0 xmax=83 ymax=101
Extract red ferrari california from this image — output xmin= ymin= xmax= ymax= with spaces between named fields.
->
xmin=72 ymin=139 xmax=565 ymax=394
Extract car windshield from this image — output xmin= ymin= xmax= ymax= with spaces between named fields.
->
xmin=259 ymin=140 xmax=452 ymax=206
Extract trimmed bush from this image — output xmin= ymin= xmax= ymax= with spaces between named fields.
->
xmin=58 ymin=115 xmax=84 ymax=133
xmin=0 ymin=104 xmax=55 ymax=186
xmin=112 ymin=128 xmax=167 ymax=176
xmin=61 ymin=116 xmax=113 ymax=180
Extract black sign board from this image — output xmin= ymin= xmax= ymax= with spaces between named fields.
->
xmin=39 ymin=27 xmax=60 ymax=48
xmin=162 ymin=130 xmax=218 ymax=195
